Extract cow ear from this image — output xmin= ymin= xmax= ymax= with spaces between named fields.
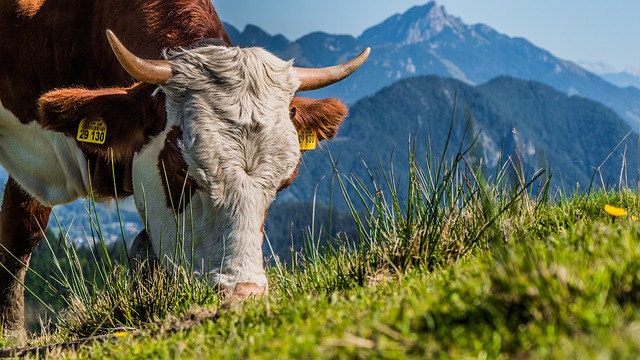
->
xmin=37 ymin=83 xmax=166 ymax=160
xmin=289 ymin=97 xmax=348 ymax=141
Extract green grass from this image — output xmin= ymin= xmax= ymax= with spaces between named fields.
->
xmin=42 ymin=191 xmax=640 ymax=359
xmin=7 ymin=123 xmax=640 ymax=358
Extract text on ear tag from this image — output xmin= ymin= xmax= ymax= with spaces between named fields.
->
xmin=298 ymin=128 xmax=316 ymax=150
xmin=77 ymin=117 xmax=107 ymax=144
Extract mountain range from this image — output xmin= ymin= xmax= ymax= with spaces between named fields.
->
xmin=225 ymin=2 xmax=640 ymax=127
xmin=278 ymin=75 xmax=636 ymax=205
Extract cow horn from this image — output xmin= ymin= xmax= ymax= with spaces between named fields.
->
xmin=106 ymin=30 xmax=173 ymax=85
xmin=295 ymin=47 xmax=370 ymax=92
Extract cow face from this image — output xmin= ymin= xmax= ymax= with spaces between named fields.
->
xmin=37 ymin=31 xmax=367 ymax=298
xmin=133 ymin=44 xmax=302 ymax=293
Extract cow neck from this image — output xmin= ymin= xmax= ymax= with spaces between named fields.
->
xmin=158 ymin=127 xmax=199 ymax=210
xmin=134 ymin=0 xmax=231 ymax=49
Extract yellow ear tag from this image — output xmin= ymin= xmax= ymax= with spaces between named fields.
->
xmin=77 ymin=117 xmax=107 ymax=144
xmin=298 ymin=128 xmax=317 ymax=150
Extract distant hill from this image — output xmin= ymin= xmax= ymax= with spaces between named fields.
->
xmin=278 ymin=75 xmax=637 ymax=204
xmin=225 ymin=1 xmax=640 ymax=126
xmin=599 ymin=72 xmax=640 ymax=90
xmin=578 ymin=61 xmax=640 ymax=90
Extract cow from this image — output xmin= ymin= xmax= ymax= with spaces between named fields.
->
xmin=0 ymin=0 xmax=368 ymax=340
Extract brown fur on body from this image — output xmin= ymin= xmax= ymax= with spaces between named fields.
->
xmin=157 ymin=127 xmax=200 ymax=209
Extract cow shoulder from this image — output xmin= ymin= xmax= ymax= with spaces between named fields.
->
xmin=289 ymin=97 xmax=348 ymax=142
xmin=37 ymin=83 xmax=167 ymax=161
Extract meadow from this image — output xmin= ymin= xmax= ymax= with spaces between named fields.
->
xmin=2 ymin=122 xmax=640 ymax=359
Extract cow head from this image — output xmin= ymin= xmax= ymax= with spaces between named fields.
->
xmin=38 ymin=31 xmax=368 ymax=298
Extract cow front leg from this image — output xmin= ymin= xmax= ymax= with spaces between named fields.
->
xmin=0 ymin=178 xmax=51 ymax=343
xmin=128 ymin=229 xmax=161 ymax=279
xmin=129 ymin=229 xmax=158 ymax=263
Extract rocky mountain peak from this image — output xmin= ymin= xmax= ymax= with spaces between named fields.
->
xmin=359 ymin=1 xmax=465 ymax=46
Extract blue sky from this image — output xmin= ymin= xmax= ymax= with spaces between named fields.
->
xmin=215 ymin=1 xmax=640 ymax=71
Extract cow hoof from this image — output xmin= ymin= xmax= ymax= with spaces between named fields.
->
xmin=223 ymin=282 xmax=267 ymax=302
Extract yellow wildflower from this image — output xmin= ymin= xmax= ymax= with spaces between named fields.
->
xmin=604 ymin=205 xmax=627 ymax=217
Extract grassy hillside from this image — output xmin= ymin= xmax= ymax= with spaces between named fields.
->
xmin=4 ymin=128 xmax=640 ymax=358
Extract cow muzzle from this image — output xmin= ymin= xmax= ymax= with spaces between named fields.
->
xmin=222 ymin=282 xmax=268 ymax=302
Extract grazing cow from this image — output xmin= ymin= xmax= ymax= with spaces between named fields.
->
xmin=0 ymin=0 xmax=368 ymax=339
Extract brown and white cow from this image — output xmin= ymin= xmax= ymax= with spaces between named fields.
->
xmin=0 ymin=0 xmax=368 ymax=339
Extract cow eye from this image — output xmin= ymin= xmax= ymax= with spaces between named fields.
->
xmin=289 ymin=107 xmax=297 ymax=119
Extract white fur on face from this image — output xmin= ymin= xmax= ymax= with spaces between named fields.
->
xmin=133 ymin=45 xmax=301 ymax=289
